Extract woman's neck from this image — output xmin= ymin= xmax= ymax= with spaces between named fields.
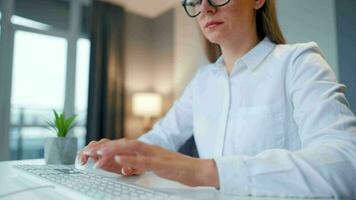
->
xmin=220 ymin=33 xmax=260 ymax=75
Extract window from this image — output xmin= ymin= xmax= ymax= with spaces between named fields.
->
xmin=14 ymin=0 xmax=69 ymax=31
xmin=0 ymin=0 xmax=2 ymax=34
xmin=10 ymin=31 xmax=68 ymax=159
xmin=0 ymin=0 xmax=92 ymax=160
xmin=11 ymin=15 xmax=51 ymax=30
xmin=74 ymin=38 xmax=90 ymax=149
xmin=11 ymin=31 xmax=67 ymax=109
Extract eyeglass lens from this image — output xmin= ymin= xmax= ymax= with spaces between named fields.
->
xmin=183 ymin=0 xmax=230 ymax=17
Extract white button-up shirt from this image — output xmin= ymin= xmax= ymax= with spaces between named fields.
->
xmin=138 ymin=37 xmax=356 ymax=198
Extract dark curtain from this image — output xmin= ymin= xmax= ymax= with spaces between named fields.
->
xmin=86 ymin=1 xmax=125 ymax=142
xmin=178 ymin=137 xmax=199 ymax=158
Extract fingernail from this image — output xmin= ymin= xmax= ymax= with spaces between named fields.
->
xmin=124 ymin=167 xmax=133 ymax=175
xmin=114 ymin=156 xmax=121 ymax=164
xmin=96 ymin=150 xmax=103 ymax=156
xmin=83 ymin=150 xmax=92 ymax=155
xmin=121 ymin=168 xmax=127 ymax=175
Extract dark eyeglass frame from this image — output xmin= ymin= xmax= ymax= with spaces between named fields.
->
xmin=181 ymin=0 xmax=231 ymax=18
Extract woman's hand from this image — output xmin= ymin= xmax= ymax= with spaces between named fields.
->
xmin=78 ymin=138 xmax=139 ymax=176
xmin=79 ymin=139 xmax=219 ymax=187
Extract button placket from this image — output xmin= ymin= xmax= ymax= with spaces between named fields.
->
xmin=213 ymin=69 xmax=231 ymax=157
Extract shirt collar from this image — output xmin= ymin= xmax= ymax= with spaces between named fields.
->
xmin=214 ymin=37 xmax=276 ymax=72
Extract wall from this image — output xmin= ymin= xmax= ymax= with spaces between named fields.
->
xmin=276 ymin=0 xmax=339 ymax=77
xmin=152 ymin=10 xmax=174 ymax=107
xmin=277 ymin=0 xmax=356 ymax=112
xmin=336 ymin=0 xmax=356 ymax=112
xmin=173 ymin=5 xmax=208 ymax=98
xmin=125 ymin=13 xmax=154 ymax=95
xmin=124 ymin=12 xmax=152 ymax=139
xmin=124 ymin=10 xmax=174 ymax=139
xmin=123 ymin=6 xmax=208 ymax=138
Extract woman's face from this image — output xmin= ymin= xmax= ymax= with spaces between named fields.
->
xmin=196 ymin=0 xmax=261 ymax=45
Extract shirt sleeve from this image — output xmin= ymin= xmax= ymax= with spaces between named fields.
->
xmin=137 ymin=72 xmax=197 ymax=151
xmin=214 ymin=44 xmax=356 ymax=198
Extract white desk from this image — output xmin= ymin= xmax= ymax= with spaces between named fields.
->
xmin=0 ymin=159 xmax=320 ymax=200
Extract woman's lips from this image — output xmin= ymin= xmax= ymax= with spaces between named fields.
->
xmin=205 ymin=21 xmax=224 ymax=29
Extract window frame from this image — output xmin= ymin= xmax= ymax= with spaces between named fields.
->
xmin=0 ymin=0 xmax=91 ymax=160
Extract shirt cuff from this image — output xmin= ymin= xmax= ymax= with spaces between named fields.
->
xmin=137 ymin=134 xmax=154 ymax=145
xmin=213 ymin=155 xmax=251 ymax=195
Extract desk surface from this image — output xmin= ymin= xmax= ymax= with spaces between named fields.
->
xmin=0 ymin=159 xmax=328 ymax=200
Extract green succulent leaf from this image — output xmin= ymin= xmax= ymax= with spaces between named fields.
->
xmin=49 ymin=110 xmax=77 ymax=137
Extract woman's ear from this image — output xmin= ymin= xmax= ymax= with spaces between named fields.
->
xmin=254 ymin=0 xmax=266 ymax=10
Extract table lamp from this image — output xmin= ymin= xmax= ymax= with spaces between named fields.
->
xmin=132 ymin=93 xmax=163 ymax=132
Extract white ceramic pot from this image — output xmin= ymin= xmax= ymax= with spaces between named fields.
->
xmin=45 ymin=137 xmax=78 ymax=165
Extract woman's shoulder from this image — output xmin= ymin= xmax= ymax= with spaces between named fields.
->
xmin=274 ymin=41 xmax=325 ymax=60
xmin=274 ymin=41 xmax=337 ymax=82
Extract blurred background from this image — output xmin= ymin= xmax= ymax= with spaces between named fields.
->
xmin=0 ymin=0 xmax=355 ymax=161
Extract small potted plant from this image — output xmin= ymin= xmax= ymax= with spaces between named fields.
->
xmin=45 ymin=110 xmax=78 ymax=165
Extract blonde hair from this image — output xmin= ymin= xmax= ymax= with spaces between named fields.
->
xmin=256 ymin=0 xmax=286 ymax=44
xmin=205 ymin=0 xmax=286 ymax=62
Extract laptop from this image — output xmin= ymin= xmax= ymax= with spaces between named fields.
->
xmin=10 ymin=163 xmax=189 ymax=200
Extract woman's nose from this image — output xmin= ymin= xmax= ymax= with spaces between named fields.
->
xmin=200 ymin=0 xmax=217 ymax=16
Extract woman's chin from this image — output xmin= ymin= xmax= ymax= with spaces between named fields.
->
xmin=205 ymin=32 xmax=226 ymax=44
xmin=206 ymin=37 xmax=223 ymax=45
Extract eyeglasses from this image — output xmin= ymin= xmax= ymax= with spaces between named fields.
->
xmin=181 ymin=0 xmax=231 ymax=18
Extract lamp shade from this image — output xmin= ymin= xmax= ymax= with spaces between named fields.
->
xmin=132 ymin=93 xmax=162 ymax=117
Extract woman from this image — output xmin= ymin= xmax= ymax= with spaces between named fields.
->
xmin=79 ymin=0 xmax=356 ymax=198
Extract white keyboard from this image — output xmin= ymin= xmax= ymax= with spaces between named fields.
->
xmin=14 ymin=164 xmax=187 ymax=200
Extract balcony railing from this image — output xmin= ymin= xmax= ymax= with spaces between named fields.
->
xmin=10 ymin=107 xmax=87 ymax=160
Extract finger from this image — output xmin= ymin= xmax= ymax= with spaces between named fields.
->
xmin=99 ymin=139 xmax=152 ymax=157
xmin=121 ymin=167 xmax=135 ymax=176
xmin=91 ymin=155 xmax=100 ymax=162
xmin=92 ymin=158 xmax=138 ymax=177
xmin=79 ymin=146 xmax=94 ymax=165
xmin=115 ymin=155 xmax=156 ymax=172
xmin=82 ymin=138 xmax=110 ymax=157
xmin=96 ymin=157 xmax=124 ymax=173
xmin=121 ymin=167 xmax=144 ymax=176
xmin=93 ymin=142 xmax=132 ymax=169
xmin=91 ymin=139 xmax=139 ymax=168
xmin=78 ymin=141 xmax=97 ymax=165
xmin=81 ymin=140 xmax=98 ymax=157
xmin=93 ymin=154 xmax=112 ymax=169
xmin=89 ymin=139 xmax=152 ymax=170
xmin=81 ymin=154 xmax=101 ymax=165
xmin=80 ymin=139 xmax=110 ymax=165
xmin=78 ymin=150 xmax=88 ymax=165
xmin=131 ymin=168 xmax=144 ymax=176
